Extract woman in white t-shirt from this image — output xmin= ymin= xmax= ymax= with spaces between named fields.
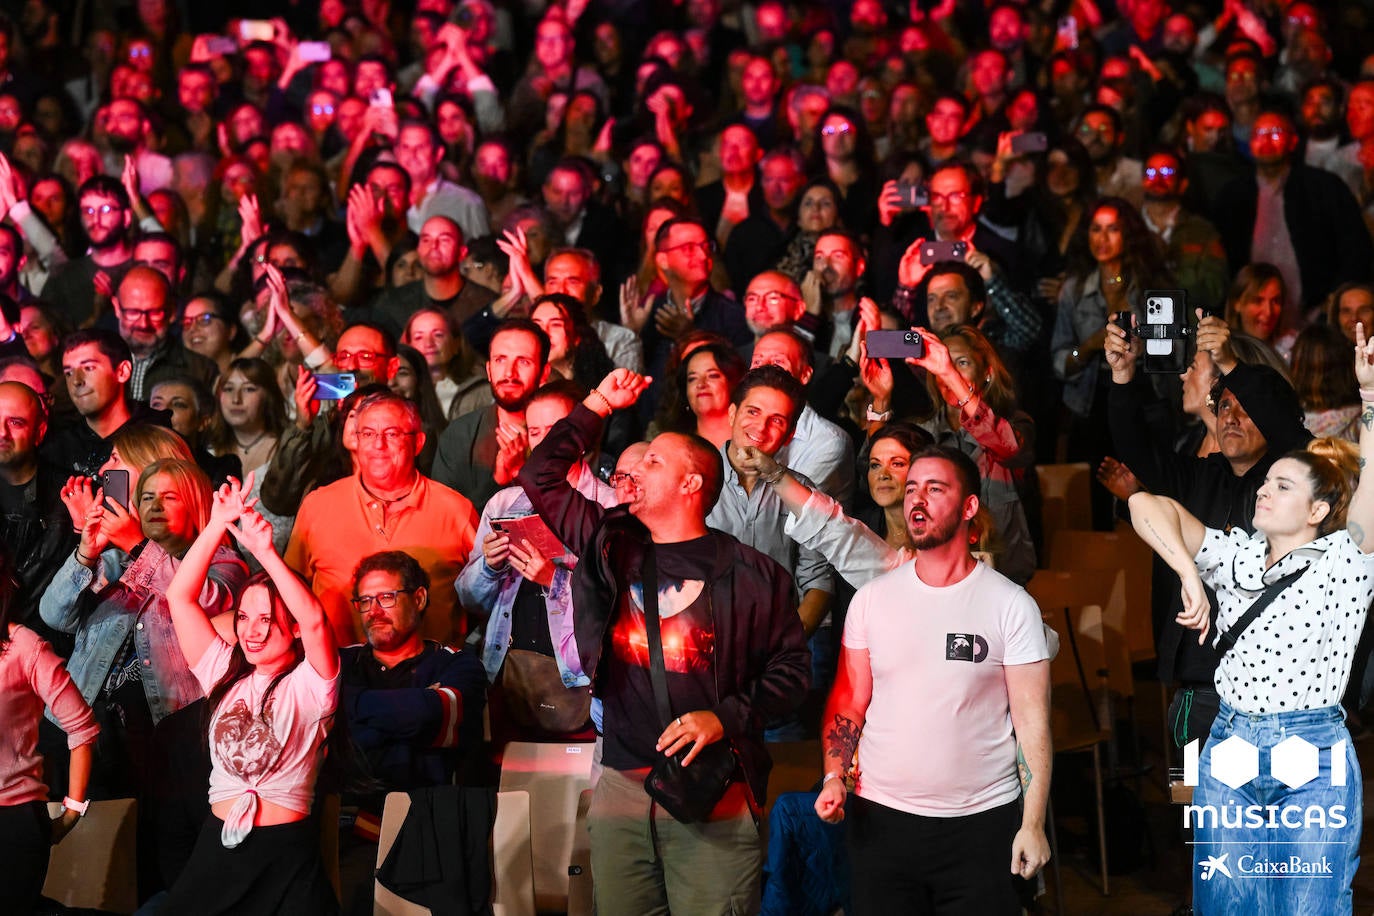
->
xmin=1127 ymin=328 xmax=1374 ymax=916
xmin=159 ymin=473 xmax=341 ymax=915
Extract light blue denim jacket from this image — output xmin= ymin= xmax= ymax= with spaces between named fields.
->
xmin=39 ymin=542 xmax=248 ymax=724
xmin=455 ymin=464 xmax=616 ymax=686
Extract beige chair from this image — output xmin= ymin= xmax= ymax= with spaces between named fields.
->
xmin=1048 ymin=525 xmax=1156 ymax=665
xmin=374 ymin=789 xmax=535 ymax=916
xmin=498 ymin=741 xmax=597 ymax=913
xmin=1027 ymin=569 xmax=1119 ymax=898
xmin=1035 ymin=463 xmax=1093 ymax=563
xmin=43 ymin=798 xmax=139 ymax=914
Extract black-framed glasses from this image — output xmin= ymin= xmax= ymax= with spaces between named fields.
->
xmin=608 ymin=472 xmax=634 ymax=487
xmin=357 ymin=428 xmax=418 ymax=446
xmin=744 ymin=290 xmax=800 ymax=308
xmin=182 ymin=313 xmax=223 ymax=329
xmin=657 ymin=239 xmax=715 ymax=256
xmin=351 ymin=589 xmax=415 ymax=611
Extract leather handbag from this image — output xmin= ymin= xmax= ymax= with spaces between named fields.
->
xmin=639 ymin=542 xmax=737 ymax=823
xmin=498 ymin=648 xmax=592 ymax=734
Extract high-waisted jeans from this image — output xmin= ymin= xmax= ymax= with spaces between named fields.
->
xmin=1191 ymin=701 xmax=1361 ymax=916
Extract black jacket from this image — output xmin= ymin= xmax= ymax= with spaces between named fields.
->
xmin=518 ymin=404 xmax=811 ymax=806
xmin=1109 ymin=365 xmax=1312 ymax=684
xmin=1214 ymin=164 xmax=1373 ymax=309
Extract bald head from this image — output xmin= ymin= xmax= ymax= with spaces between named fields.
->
xmin=114 ymin=265 xmax=173 ymax=357
xmin=0 ymin=380 xmax=46 ymax=471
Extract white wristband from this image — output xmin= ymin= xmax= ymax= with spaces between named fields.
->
xmin=823 ymin=771 xmax=845 ymax=785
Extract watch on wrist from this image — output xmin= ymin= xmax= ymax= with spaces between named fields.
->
xmin=866 ymin=404 xmax=892 ymax=423
xmin=63 ymin=796 xmax=89 ymax=817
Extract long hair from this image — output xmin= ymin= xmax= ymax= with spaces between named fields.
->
xmin=394 ymin=344 xmax=447 ymax=433
xmin=530 ymin=294 xmax=614 ymax=391
xmin=137 ymin=459 xmax=213 ymax=533
xmin=1291 ymin=323 xmax=1359 ymax=412
xmin=928 ymin=325 xmax=1020 ymax=419
xmin=204 ymin=573 xmax=304 ymax=729
xmin=656 ymin=338 xmax=748 ymax=435
xmin=110 ymin=423 xmax=194 ymax=477
xmin=1224 ymin=263 xmax=1287 ymax=334
xmin=208 ymin=357 xmax=289 ymax=456
xmin=1067 ymin=196 xmax=1168 ymax=284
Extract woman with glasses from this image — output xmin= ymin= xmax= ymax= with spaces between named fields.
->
xmin=807 ymin=106 xmax=880 ymax=236
xmin=159 ymin=476 xmax=339 ymax=915
xmin=180 ymin=292 xmax=245 ymax=375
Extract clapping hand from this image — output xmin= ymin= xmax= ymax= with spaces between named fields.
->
xmin=61 ymin=476 xmax=98 ymax=531
xmin=493 ymin=421 xmax=529 ymax=485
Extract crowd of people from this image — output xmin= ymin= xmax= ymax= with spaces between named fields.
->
xmin=0 ymin=0 xmax=1372 ymax=913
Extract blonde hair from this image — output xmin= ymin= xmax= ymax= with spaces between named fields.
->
xmin=136 ymin=459 xmax=213 ymax=534
xmin=110 ymin=424 xmax=194 ymax=477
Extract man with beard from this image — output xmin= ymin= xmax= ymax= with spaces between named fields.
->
xmin=1301 ymin=78 xmax=1360 ymax=191
xmin=433 ymin=319 xmax=550 ymax=513
xmin=541 ymin=158 xmax=627 ymax=292
xmin=331 ymin=161 xmax=416 ymax=308
xmin=814 ymin=445 xmax=1051 ymax=915
xmin=810 ymin=230 xmax=867 ymax=359
xmin=1075 ymin=105 xmax=1142 ymax=206
xmin=369 ymin=215 xmax=495 ymax=336
xmin=694 ymin=125 xmax=764 ymax=250
xmin=1138 ymin=148 xmax=1228 ymax=309
xmin=111 ymin=266 xmax=218 ymax=401
xmin=43 ymin=176 xmax=143 ymax=326
xmin=735 ymin=55 xmax=782 ymax=149
xmin=98 ymin=98 xmax=172 ymax=196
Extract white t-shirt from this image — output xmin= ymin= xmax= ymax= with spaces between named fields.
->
xmin=844 ymin=559 xmax=1049 ymax=817
xmin=1196 ymin=527 xmax=1374 ymax=714
xmin=191 ymin=638 xmax=340 ymax=815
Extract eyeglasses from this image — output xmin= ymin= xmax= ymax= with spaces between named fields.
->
xmin=357 ymin=428 xmax=418 ymax=445
xmin=1144 ymin=166 xmax=1177 ymax=179
xmin=182 ymin=314 xmax=223 ymax=329
xmin=81 ymin=204 xmax=121 ymax=217
xmin=335 ymin=350 xmax=385 ymax=368
xmin=311 ymin=104 xmax=335 ymax=116
xmin=608 ymin=472 xmax=634 ymax=487
xmin=657 ymin=239 xmax=714 ymax=256
xmin=820 ymin=123 xmax=853 ymax=136
xmin=119 ymin=306 xmax=165 ymax=323
xmin=1076 ymin=122 xmax=1113 ymax=136
xmin=351 ymin=589 xmax=414 ymax=611
xmin=744 ymin=290 xmax=800 ymax=308
xmin=1254 ymin=126 xmax=1288 ymax=139
xmin=927 ymin=190 xmax=971 ymax=207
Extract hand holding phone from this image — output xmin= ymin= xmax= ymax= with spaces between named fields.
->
xmin=918 ymin=240 xmax=969 ymax=266
xmin=895 ymin=181 xmax=928 ymax=210
xmin=102 ymin=469 xmax=130 ymax=510
xmin=239 ymin=19 xmax=274 ymax=42
xmin=312 ymin=372 xmax=358 ymax=400
xmin=865 ymin=329 xmax=927 ymax=360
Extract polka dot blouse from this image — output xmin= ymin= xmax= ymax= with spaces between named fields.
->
xmin=1195 ymin=527 xmax=1374 ymax=715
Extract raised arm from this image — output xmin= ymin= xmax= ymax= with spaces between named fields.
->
xmin=1349 ymin=322 xmax=1374 ymax=553
xmin=168 ymin=476 xmax=252 ymax=669
xmin=1128 ymin=490 xmax=1212 ymax=642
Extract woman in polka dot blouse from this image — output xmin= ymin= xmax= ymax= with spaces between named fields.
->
xmin=1124 ymin=324 xmax=1374 ymax=916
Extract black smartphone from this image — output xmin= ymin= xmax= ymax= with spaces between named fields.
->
xmin=1112 ymin=310 xmax=1134 ymax=338
xmin=1011 ymin=132 xmax=1048 ymax=155
xmin=313 ymin=372 xmax=358 ymax=400
xmin=865 ymin=329 xmax=927 ymax=360
xmin=895 ymin=181 xmax=928 ymax=210
xmin=102 ymin=469 xmax=130 ymax=510
xmin=919 ymin=240 xmax=969 ymax=266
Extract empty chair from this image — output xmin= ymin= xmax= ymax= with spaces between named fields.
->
xmin=1035 ymin=463 xmax=1093 ymax=562
xmin=43 ymin=798 xmax=139 ymax=915
xmin=498 ymin=741 xmax=597 ymax=912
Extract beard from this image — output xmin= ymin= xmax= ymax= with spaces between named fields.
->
xmin=492 ymin=384 xmax=535 ymax=413
xmin=107 ymin=133 xmax=139 ymax=154
xmin=908 ymin=511 xmax=962 ymax=550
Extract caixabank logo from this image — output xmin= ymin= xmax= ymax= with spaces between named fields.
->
xmin=1181 ymin=735 xmax=1348 ymax=880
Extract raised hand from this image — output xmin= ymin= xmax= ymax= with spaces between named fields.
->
xmin=492 ymin=421 xmax=529 ymax=485
xmin=294 ymin=364 xmax=320 ymax=430
xmin=227 ymin=509 xmax=276 ymax=560
xmin=60 ymin=476 xmax=98 ymax=530
xmin=211 ymin=473 xmax=257 ymax=528
xmin=1103 ymin=313 xmax=1139 ymax=381
xmin=1096 ymin=457 xmax=1143 ymax=501
xmin=619 ymin=276 xmax=652 ymax=333
xmin=897 ymin=237 xmax=932 ymax=289
xmin=1356 ymin=321 xmax=1374 ymax=390
xmin=800 ymin=269 xmax=823 ymax=316
xmin=593 ymin=369 xmax=652 ymax=411
xmin=1193 ymin=308 xmax=1235 ymax=374
xmin=858 ymin=338 xmax=894 ymax=405
xmin=76 ymin=492 xmax=109 ymax=563
xmin=238 ymin=193 xmax=263 ymax=248
xmin=653 ymin=300 xmax=693 ymax=340
xmin=0 ymin=153 xmax=18 ymax=212
xmin=877 ymin=179 xmax=903 ymax=228
xmin=99 ymin=498 xmax=144 ymax=553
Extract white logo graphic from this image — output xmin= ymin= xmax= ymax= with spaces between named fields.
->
xmin=1182 ymin=735 xmax=1346 ymax=789
xmin=1199 ymin=854 xmax=1232 ymax=881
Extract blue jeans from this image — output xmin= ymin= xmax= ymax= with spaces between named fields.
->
xmin=1191 ymin=702 xmax=1361 ymax=916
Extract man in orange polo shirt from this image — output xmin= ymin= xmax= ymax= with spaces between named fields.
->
xmin=286 ymin=390 xmax=479 ymax=646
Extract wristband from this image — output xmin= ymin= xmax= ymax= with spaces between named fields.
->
xmin=1360 ymin=387 xmax=1374 ymax=403
xmin=75 ymin=547 xmax=95 ymax=565
xmin=865 ymin=404 xmax=892 ymax=423
xmin=63 ymin=796 xmax=89 ymax=817
xmin=822 ymin=771 xmax=845 ymax=786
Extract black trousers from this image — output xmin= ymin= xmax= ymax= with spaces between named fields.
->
xmin=0 ymin=800 xmax=52 ymax=915
xmin=847 ymin=795 xmax=1028 ymax=916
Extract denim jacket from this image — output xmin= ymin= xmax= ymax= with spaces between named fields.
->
xmin=39 ymin=541 xmax=248 ymax=724
xmin=455 ymin=463 xmax=616 ymax=686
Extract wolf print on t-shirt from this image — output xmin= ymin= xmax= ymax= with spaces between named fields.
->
xmin=212 ymin=697 xmax=283 ymax=781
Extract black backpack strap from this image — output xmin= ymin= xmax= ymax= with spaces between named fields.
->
xmin=1215 ymin=567 xmax=1305 ymax=656
xmin=641 ymin=541 xmax=676 ymax=730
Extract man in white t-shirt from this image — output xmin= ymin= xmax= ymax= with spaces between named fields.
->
xmin=814 ymin=445 xmax=1052 ymax=915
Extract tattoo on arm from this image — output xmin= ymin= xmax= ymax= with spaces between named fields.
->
xmin=1351 ymin=522 xmax=1366 ymax=546
xmin=1362 ymin=458 xmax=1368 ymax=471
xmin=1017 ymin=744 xmax=1032 ymax=795
xmin=1144 ymin=518 xmax=1176 ymax=558
xmin=1363 ymin=406 xmax=1374 ymax=431
xmin=824 ymin=714 xmax=862 ymax=771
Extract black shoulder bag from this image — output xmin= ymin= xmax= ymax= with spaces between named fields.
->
xmin=1214 ymin=567 xmax=1305 ymax=657
xmin=640 ymin=541 xmax=739 ymax=823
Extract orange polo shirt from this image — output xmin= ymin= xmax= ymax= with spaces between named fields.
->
xmin=285 ymin=473 xmax=479 ymax=647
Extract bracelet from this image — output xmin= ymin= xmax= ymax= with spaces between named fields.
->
xmin=955 ymin=384 xmax=979 ymax=410
xmin=75 ymin=547 xmax=94 ymax=565
xmin=588 ymin=389 xmax=613 ymax=414
xmin=1360 ymin=387 xmax=1374 ymax=403
xmin=758 ymin=462 xmax=787 ymax=486
xmin=822 ymin=771 xmax=845 ymax=786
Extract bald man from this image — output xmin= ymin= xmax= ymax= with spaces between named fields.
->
xmin=112 ymin=265 xmax=218 ymax=401
xmin=0 ymin=380 xmax=74 ymax=624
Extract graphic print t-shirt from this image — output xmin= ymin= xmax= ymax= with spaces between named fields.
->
xmin=191 ymin=638 xmax=340 ymax=814
xmin=602 ymin=536 xmax=717 ymax=771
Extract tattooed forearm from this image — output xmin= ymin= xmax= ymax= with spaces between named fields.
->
xmin=1017 ymin=744 xmax=1032 ymax=795
xmin=1144 ymin=518 xmax=1176 ymax=557
xmin=824 ymin=714 xmax=862 ymax=770
xmin=1362 ymin=406 xmax=1374 ymax=431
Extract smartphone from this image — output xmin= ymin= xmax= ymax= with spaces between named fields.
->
xmin=239 ymin=19 xmax=274 ymax=42
xmin=369 ymin=87 xmax=393 ymax=109
xmin=865 ymin=329 xmax=926 ymax=360
xmin=206 ymin=35 xmax=239 ymax=56
xmin=1141 ymin=288 xmax=1189 ymax=374
xmin=1112 ymin=310 xmax=1134 ymax=338
xmin=102 ymin=469 xmax=130 ymax=510
xmin=313 ymin=372 xmax=358 ymax=400
xmin=1057 ymin=15 xmax=1079 ymax=50
xmin=1011 ymin=132 xmax=1048 ymax=155
xmin=918 ymin=240 xmax=969 ymax=266
xmin=298 ymin=41 xmax=332 ymax=63
xmin=895 ymin=181 xmax=928 ymax=210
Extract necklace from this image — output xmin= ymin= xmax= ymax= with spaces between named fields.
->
xmin=1104 ymin=273 xmax=1124 ymax=286
xmin=233 ymin=429 xmax=269 ymax=454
